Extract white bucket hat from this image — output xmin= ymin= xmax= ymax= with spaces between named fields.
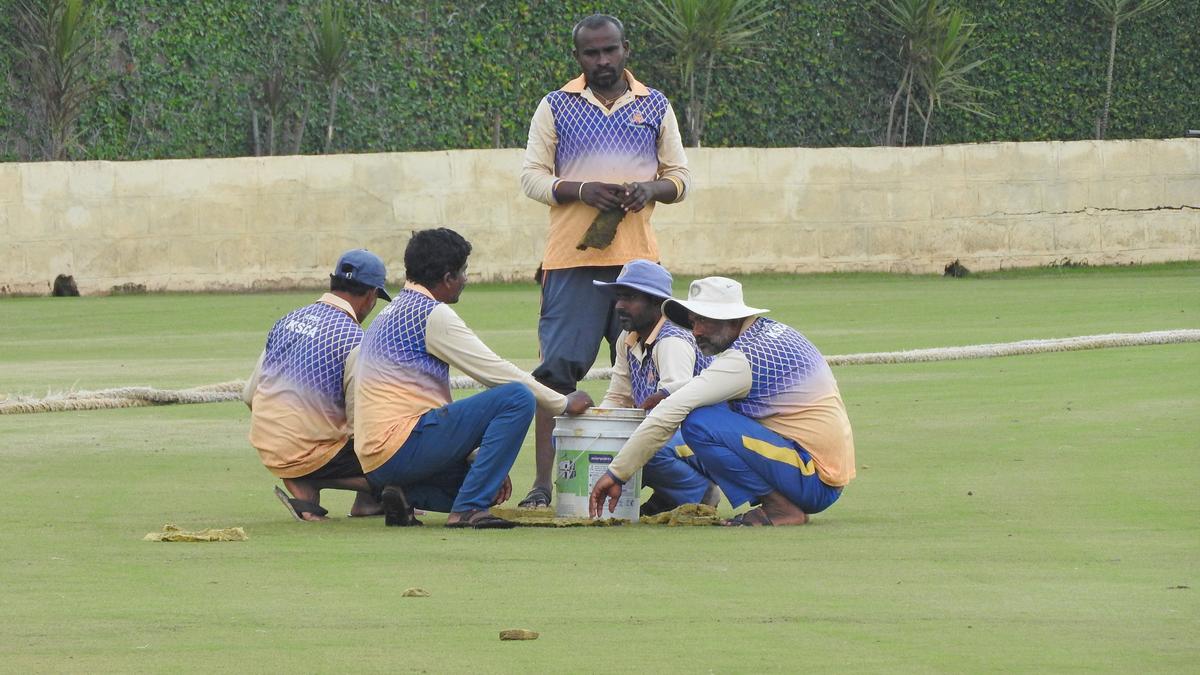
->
xmin=662 ymin=277 xmax=770 ymax=328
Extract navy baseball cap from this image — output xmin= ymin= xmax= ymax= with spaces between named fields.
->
xmin=331 ymin=249 xmax=391 ymax=301
xmin=593 ymin=259 xmax=673 ymax=300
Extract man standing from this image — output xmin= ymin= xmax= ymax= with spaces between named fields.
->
xmin=590 ymin=278 xmax=856 ymax=526
xmin=354 ymin=228 xmax=592 ymax=529
xmin=519 ymin=14 xmax=691 ymax=508
xmin=244 ymin=249 xmax=390 ymax=521
xmin=592 ymin=259 xmax=717 ymax=516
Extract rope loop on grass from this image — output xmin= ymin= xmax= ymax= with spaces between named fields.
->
xmin=3 ymin=329 xmax=1197 ymax=415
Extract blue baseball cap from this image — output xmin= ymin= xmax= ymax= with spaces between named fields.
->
xmin=331 ymin=249 xmax=391 ymax=301
xmin=592 ymin=259 xmax=673 ymax=300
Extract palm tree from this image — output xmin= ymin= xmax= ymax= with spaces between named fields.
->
xmin=305 ymin=0 xmax=351 ymax=154
xmin=1087 ymin=0 xmax=1167 ymax=139
xmin=872 ymin=0 xmax=944 ymax=146
xmin=16 ymin=0 xmax=102 ymax=160
xmin=640 ymin=0 xmax=775 ymax=147
xmin=873 ymin=0 xmax=990 ymax=146
xmin=914 ymin=8 xmax=991 ymax=146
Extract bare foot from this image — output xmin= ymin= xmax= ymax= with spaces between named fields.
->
xmin=723 ymin=491 xmax=809 ymax=526
xmin=350 ymin=492 xmax=383 ymax=517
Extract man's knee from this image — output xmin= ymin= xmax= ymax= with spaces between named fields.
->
xmin=681 ymin=405 xmax=731 ymax=445
xmin=494 ymin=381 xmax=536 ymax=414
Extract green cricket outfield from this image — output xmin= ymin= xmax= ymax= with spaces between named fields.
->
xmin=1 ymin=265 xmax=1197 ymax=672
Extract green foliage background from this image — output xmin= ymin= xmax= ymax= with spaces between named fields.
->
xmin=0 ymin=0 xmax=1194 ymax=160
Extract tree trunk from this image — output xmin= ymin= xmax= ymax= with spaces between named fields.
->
xmin=901 ymin=75 xmax=914 ymax=147
xmin=685 ymin=66 xmax=700 ymax=147
xmin=323 ymin=80 xmax=339 ymax=153
xmin=252 ymin=108 xmax=261 ymax=156
xmin=696 ymin=54 xmax=715 ymax=148
xmin=886 ymin=66 xmax=911 ymax=146
xmin=922 ymin=93 xmax=934 ymax=146
xmin=1098 ymin=18 xmax=1118 ymax=140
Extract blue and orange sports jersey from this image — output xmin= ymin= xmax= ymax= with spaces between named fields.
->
xmin=354 ymin=286 xmax=451 ymax=472
xmin=627 ymin=320 xmax=711 ymax=407
xmin=246 ymin=293 xmax=362 ymax=478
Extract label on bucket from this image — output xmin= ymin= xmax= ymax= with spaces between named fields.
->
xmin=555 ymin=450 xmax=639 ymax=521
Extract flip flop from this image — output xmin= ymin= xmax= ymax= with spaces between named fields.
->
xmin=274 ymin=486 xmax=329 ymax=521
xmin=445 ymin=509 xmax=517 ymax=530
xmin=381 ymin=485 xmax=423 ymax=527
xmin=517 ymin=486 xmax=552 ymax=509
xmin=723 ymin=508 xmax=774 ymax=527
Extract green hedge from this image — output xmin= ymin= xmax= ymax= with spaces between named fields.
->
xmin=0 ymin=0 xmax=1194 ymax=161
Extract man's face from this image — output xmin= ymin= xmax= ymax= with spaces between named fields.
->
xmin=690 ymin=313 xmax=742 ymax=356
xmin=573 ymin=22 xmax=628 ymax=90
xmin=359 ymin=290 xmax=378 ymax=321
xmin=443 ymin=264 xmax=468 ymax=304
xmin=613 ymin=288 xmax=660 ymax=334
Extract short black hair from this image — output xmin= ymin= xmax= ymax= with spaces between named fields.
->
xmin=329 ymin=274 xmax=373 ymax=297
xmin=573 ymin=14 xmax=624 ymax=46
xmin=405 ymin=228 xmax=472 ymax=288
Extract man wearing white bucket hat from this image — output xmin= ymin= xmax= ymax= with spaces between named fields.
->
xmin=590 ymin=277 xmax=855 ymax=526
xmin=592 ymin=259 xmax=719 ymax=516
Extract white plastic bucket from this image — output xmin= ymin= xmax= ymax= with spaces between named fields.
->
xmin=553 ymin=407 xmax=645 ymax=521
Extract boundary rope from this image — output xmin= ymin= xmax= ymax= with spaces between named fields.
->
xmin=3 ymin=329 xmax=1197 ymax=415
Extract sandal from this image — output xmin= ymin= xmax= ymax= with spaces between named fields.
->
xmin=517 ymin=486 xmax=553 ymax=509
xmin=445 ymin=509 xmax=517 ymax=529
xmin=274 ymin=486 xmax=329 ymax=521
xmin=723 ymin=508 xmax=775 ymax=527
xmin=381 ymin=486 xmax=423 ymax=527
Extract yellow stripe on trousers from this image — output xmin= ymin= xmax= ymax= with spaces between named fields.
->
xmin=741 ymin=436 xmax=816 ymax=476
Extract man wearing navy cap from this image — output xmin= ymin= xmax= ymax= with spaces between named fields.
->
xmin=243 ymin=249 xmax=391 ymax=521
xmin=592 ymin=259 xmax=719 ymax=515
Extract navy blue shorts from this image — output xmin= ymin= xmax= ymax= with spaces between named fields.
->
xmin=532 ymin=266 xmax=623 ymax=393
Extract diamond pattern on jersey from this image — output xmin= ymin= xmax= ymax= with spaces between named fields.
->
xmin=548 ymin=89 xmax=668 ymax=170
xmin=728 ymin=318 xmax=829 ymax=419
xmin=262 ymin=302 xmax=363 ymax=407
xmin=628 ymin=320 xmax=711 ymax=407
xmin=360 ymin=289 xmax=449 ymax=385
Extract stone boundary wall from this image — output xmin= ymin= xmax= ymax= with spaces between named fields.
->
xmin=1 ymin=139 xmax=1197 ymax=295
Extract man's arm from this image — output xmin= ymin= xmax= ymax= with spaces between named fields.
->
xmin=653 ymin=336 xmax=697 ymax=394
xmin=520 ymin=97 xmax=560 ymax=206
xmin=597 ymin=336 xmax=635 ymax=408
xmin=605 ymin=350 xmax=752 ymax=482
xmin=242 ymin=349 xmax=266 ymax=409
xmin=590 ymin=349 xmax=752 ymax=516
xmin=425 ymin=305 xmax=568 ymax=414
xmin=656 ymin=102 xmax=690 ymax=202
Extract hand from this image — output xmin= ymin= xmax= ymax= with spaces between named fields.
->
xmin=580 ymin=182 xmax=625 ymax=210
xmin=589 ymin=472 xmax=624 ymax=518
xmin=563 ymin=390 xmax=594 ymax=415
xmin=621 ymin=181 xmax=656 ymax=212
xmin=492 ymin=475 xmax=512 ymax=506
xmin=640 ymin=391 xmax=667 ymax=411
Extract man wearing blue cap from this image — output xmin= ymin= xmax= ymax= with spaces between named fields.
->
xmin=243 ymin=249 xmax=391 ymax=521
xmin=592 ymin=259 xmax=719 ymax=515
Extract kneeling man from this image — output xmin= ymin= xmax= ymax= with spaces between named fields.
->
xmin=591 ymin=277 xmax=855 ymax=526
xmin=355 ymin=228 xmax=591 ymax=529
xmin=592 ymin=259 xmax=718 ymax=516
xmin=244 ymin=249 xmax=390 ymax=521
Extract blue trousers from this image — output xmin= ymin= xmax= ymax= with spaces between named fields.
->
xmin=366 ymin=382 xmax=535 ymax=513
xmin=679 ymin=404 xmax=842 ymax=514
xmin=641 ymin=430 xmax=711 ymax=506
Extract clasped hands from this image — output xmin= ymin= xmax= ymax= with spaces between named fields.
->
xmin=579 ymin=181 xmax=656 ymax=213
